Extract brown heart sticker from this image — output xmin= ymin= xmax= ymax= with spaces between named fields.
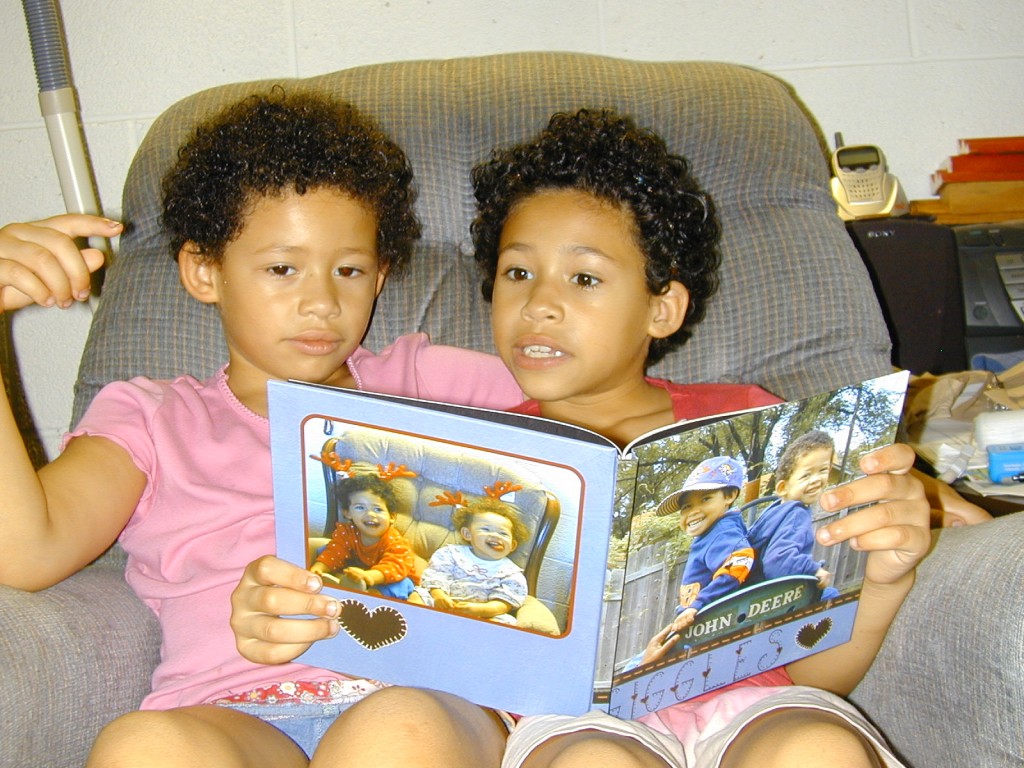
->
xmin=337 ymin=600 xmax=408 ymax=650
xmin=795 ymin=617 xmax=833 ymax=649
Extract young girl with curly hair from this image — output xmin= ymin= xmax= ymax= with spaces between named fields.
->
xmin=468 ymin=108 xmax=933 ymax=767
xmin=0 ymin=90 xmax=522 ymax=767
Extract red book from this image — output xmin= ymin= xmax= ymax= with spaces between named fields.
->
xmin=933 ymin=171 xmax=1024 ymax=195
xmin=942 ymin=152 xmax=1024 ymax=174
xmin=931 ymin=169 xmax=1024 ymax=194
xmin=957 ymin=136 xmax=1024 ymax=154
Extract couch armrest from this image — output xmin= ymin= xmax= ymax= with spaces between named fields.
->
xmin=0 ymin=562 xmax=160 ymax=768
xmin=850 ymin=513 xmax=1024 ymax=767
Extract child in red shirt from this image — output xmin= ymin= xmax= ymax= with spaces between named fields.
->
xmin=311 ymin=473 xmax=417 ymax=598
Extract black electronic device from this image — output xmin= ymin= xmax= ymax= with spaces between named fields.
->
xmin=847 ymin=218 xmax=966 ymax=374
xmin=954 ymin=222 xmax=1024 ymax=362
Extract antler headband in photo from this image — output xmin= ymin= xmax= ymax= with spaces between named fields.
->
xmin=429 ymin=481 xmax=523 ymax=510
xmin=310 ymin=442 xmax=418 ymax=483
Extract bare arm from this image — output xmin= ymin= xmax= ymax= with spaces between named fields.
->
xmin=451 ymin=598 xmax=514 ymax=619
xmin=341 ymin=565 xmax=385 ymax=588
xmin=5 ymin=434 xmax=148 ymax=590
xmin=0 ymin=215 xmax=144 ymax=590
xmin=786 ymin=443 xmax=931 ymax=695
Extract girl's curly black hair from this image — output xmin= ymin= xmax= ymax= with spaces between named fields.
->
xmin=471 ymin=108 xmax=721 ymax=365
xmin=161 ymin=89 xmax=420 ymax=275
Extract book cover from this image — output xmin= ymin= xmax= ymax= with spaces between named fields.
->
xmin=931 ymin=169 xmax=1024 ymax=195
xmin=269 ymin=371 xmax=908 ymax=718
xmin=941 ymin=152 xmax=1024 ymax=175
xmin=936 ymin=180 xmax=1024 ymax=211
xmin=957 ymin=136 xmax=1024 ymax=155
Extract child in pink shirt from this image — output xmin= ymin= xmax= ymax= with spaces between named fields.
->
xmin=0 ymin=91 xmax=520 ymax=766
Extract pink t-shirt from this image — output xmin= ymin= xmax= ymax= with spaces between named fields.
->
xmin=66 ymin=334 xmax=521 ymax=710
xmin=344 ymin=334 xmax=520 ymax=403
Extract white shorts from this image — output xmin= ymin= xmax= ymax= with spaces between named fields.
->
xmin=502 ymin=686 xmax=905 ymax=768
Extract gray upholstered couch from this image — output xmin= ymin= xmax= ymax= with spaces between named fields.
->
xmin=1 ymin=53 xmax=1020 ymax=768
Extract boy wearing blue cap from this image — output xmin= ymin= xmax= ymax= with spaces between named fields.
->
xmin=656 ymin=456 xmax=755 ymax=632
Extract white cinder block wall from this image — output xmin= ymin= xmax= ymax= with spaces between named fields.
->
xmin=3 ymin=0 xmax=1023 ymax=459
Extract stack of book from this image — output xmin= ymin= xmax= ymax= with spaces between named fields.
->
xmin=911 ymin=136 xmax=1024 ymax=224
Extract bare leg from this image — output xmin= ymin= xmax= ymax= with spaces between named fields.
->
xmin=87 ymin=705 xmax=308 ymax=768
xmin=519 ymin=730 xmax=673 ymax=768
xmin=312 ymin=686 xmax=506 ymax=767
xmin=722 ymin=708 xmax=883 ymax=768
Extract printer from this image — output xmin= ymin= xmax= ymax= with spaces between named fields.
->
xmin=954 ymin=221 xmax=1024 ymax=363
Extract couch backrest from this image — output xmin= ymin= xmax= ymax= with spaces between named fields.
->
xmin=73 ymin=52 xmax=891 ymax=425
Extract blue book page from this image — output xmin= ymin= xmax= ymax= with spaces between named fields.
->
xmin=268 ymin=379 xmax=620 ymax=716
xmin=599 ymin=371 xmax=909 ymax=717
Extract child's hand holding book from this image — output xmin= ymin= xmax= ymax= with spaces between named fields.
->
xmin=790 ymin=442 xmax=931 ymax=696
xmin=816 ymin=443 xmax=931 ymax=589
xmin=230 ymin=554 xmax=340 ymax=666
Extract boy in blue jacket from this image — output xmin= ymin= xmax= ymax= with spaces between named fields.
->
xmin=657 ymin=456 xmax=755 ymax=633
xmin=748 ymin=430 xmax=839 ymax=598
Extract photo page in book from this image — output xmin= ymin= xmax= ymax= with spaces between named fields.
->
xmin=269 ymin=377 xmax=621 ymax=717
xmin=267 ymin=370 xmax=909 ymax=720
xmin=595 ymin=371 xmax=909 ymax=718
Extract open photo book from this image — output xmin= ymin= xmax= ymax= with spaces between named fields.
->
xmin=268 ymin=371 xmax=909 ymax=718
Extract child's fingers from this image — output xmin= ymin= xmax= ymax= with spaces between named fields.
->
xmin=849 ymin=509 xmax=931 ymax=585
xmin=819 ymin=499 xmax=933 ymax=589
xmin=819 ymin=469 xmax=921 ymax=517
xmin=0 ymin=238 xmax=77 ymax=310
xmin=341 ymin=568 xmax=368 ymax=590
xmin=913 ymin=469 xmax=992 ymax=528
xmin=651 ymin=623 xmax=670 ymax=641
xmin=671 ymin=609 xmax=696 ymax=633
xmin=246 ymin=579 xmax=341 ymax=622
xmin=32 ymin=213 xmax=123 ymax=241
xmin=653 ymin=623 xmax=677 ymax=648
xmin=248 ymin=554 xmax=322 ymax=592
xmin=0 ymin=263 xmax=51 ymax=311
xmin=234 ymin=614 xmax=338 ymax=665
xmin=940 ymin=506 xmax=991 ymax=527
xmin=816 ymin=483 xmax=931 ymax=586
xmin=236 ymin=555 xmax=340 ymax=618
xmin=230 ymin=556 xmax=341 ymax=664
xmin=0 ymin=216 xmax=119 ymax=311
xmin=643 ymin=623 xmax=679 ymax=664
xmin=818 ymin=468 xmax=929 ymax=544
xmin=857 ymin=442 xmax=916 ymax=476
xmin=828 ymin=502 xmax=928 ymax=550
